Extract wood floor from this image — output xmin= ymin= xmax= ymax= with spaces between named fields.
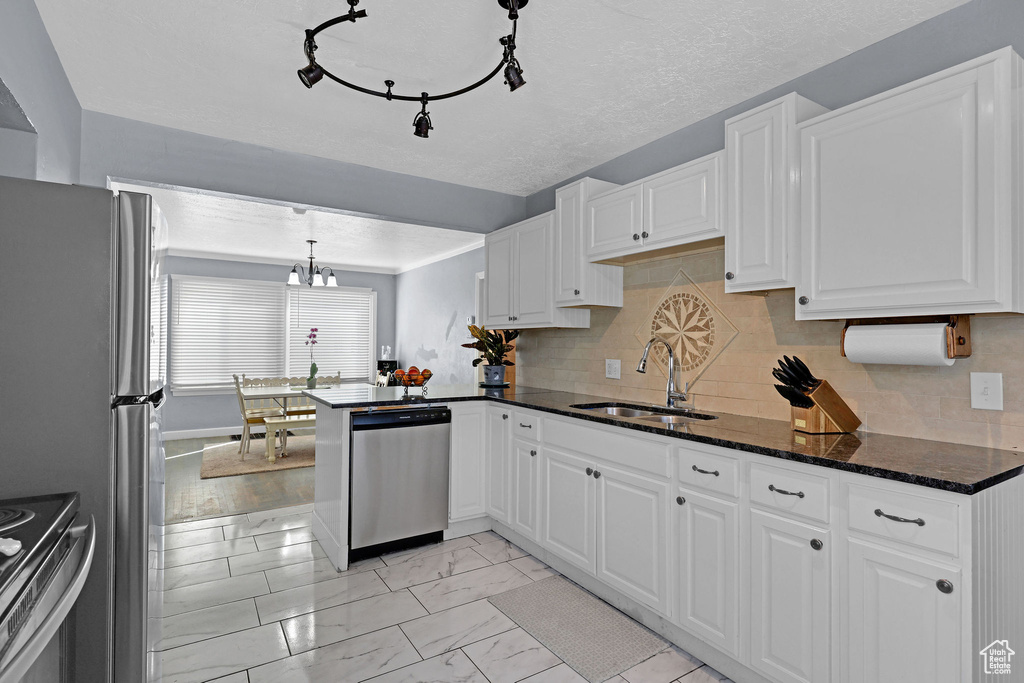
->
xmin=164 ymin=436 xmax=315 ymax=524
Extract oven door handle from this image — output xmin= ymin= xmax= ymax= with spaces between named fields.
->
xmin=0 ymin=516 xmax=96 ymax=682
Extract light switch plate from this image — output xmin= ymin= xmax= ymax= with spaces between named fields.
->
xmin=971 ymin=372 xmax=1003 ymax=411
xmin=605 ymin=359 xmax=621 ymax=380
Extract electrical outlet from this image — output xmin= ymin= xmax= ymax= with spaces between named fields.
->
xmin=971 ymin=372 xmax=1003 ymax=411
xmin=605 ymin=359 xmax=621 ymax=380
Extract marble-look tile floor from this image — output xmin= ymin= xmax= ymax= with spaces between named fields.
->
xmin=153 ymin=505 xmax=735 ymax=683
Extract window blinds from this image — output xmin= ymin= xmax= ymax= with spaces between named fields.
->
xmin=286 ymin=287 xmax=376 ymax=382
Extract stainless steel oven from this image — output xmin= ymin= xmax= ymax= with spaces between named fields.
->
xmin=0 ymin=494 xmax=96 ymax=683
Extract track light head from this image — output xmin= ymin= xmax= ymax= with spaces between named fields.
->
xmin=298 ymin=62 xmax=324 ymax=88
xmin=504 ymin=60 xmax=525 ymax=92
xmin=413 ymin=112 xmax=432 ymax=138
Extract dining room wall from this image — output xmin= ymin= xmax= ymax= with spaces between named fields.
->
xmin=160 ymin=255 xmax=397 ymax=436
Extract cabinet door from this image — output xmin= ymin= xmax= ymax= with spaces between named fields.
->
xmin=485 ymin=407 xmax=511 ymax=524
xmin=725 ymin=99 xmax=793 ymax=290
xmin=845 ymin=539 xmax=962 ymax=683
xmin=555 ymin=182 xmax=585 ymax=304
xmin=595 ymin=463 xmax=670 ymax=615
xmin=587 ymin=183 xmax=643 ymax=260
xmin=749 ymin=510 xmax=830 ymax=683
xmin=797 ymin=56 xmax=1009 ymax=318
xmin=541 ymin=446 xmax=596 ymax=574
xmin=675 ymin=487 xmax=739 ymax=655
xmin=514 ymin=213 xmax=554 ymax=325
xmin=644 ymin=152 xmax=724 ymax=248
xmin=484 ymin=230 xmax=515 ymax=326
xmin=511 ymin=439 xmax=539 ymax=541
xmin=449 ymin=405 xmax=486 ymax=521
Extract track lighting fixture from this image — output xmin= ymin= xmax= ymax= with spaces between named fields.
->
xmin=298 ymin=0 xmax=528 ymax=138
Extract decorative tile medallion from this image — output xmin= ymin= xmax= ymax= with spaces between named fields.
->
xmin=634 ymin=268 xmax=738 ymax=387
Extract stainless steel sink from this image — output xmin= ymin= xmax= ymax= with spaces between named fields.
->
xmin=590 ymin=407 xmax=658 ymax=418
xmin=570 ymin=402 xmax=718 ymax=421
xmin=640 ymin=414 xmax=702 ymax=424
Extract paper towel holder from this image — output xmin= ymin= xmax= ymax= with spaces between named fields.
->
xmin=839 ymin=314 xmax=972 ymax=360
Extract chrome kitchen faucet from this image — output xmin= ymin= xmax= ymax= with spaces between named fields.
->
xmin=637 ymin=337 xmax=689 ymax=408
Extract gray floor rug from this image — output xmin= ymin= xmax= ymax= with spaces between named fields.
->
xmin=488 ymin=575 xmax=667 ymax=683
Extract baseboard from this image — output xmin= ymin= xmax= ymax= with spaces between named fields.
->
xmin=162 ymin=426 xmax=243 ymax=441
xmin=445 ymin=516 xmax=492 ymax=539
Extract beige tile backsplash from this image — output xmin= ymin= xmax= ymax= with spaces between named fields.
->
xmin=516 ymin=248 xmax=1024 ymax=452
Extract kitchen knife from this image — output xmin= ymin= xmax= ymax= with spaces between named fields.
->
xmin=775 ymin=362 xmax=810 ymax=391
xmin=782 ymin=356 xmax=817 ymax=390
xmin=774 ymin=384 xmax=814 ymax=408
xmin=791 ymin=356 xmax=821 ymax=387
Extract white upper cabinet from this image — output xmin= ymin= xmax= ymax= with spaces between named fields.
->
xmin=484 ymin=212 xmax=590 ymax=329
xmin=554 ymin=178 xmax=623 ymax=307
xmin=796 ymin=47 xmax=1024 ymax=319
xmin=724 ymin=93 xmax=829 ymax=292
xmin=587 ymin=151 xmax=724 ymax=262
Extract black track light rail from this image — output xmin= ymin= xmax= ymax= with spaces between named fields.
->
xmin=299 ymin=0 xmax=527 ymax=137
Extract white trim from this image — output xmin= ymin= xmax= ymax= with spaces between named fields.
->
xmin=166 ymin=248 xmax=401 ymax=274
xmin=395 ymin=239 xmax=485 ymax=274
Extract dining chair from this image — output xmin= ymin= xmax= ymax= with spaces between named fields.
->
xmin=233 ymin=374 xmax=286 ymax=457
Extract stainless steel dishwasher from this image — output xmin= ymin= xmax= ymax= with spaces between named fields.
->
xmin=349 ymin=407 xmax=451 ymax=551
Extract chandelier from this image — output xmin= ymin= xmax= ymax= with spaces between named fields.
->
xmin=288 ymin=240 xmax=338 ymax=288
xmin=298 ymin=0 xmax=528 ymax=138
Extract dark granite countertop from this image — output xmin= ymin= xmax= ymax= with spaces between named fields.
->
xmin=304 ymin=384 xmax=1024 ymax=495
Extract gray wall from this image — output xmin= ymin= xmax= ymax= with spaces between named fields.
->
xmin=524 ymin=0 xmax=1024 ymax=217
xmin=395 ymin=248 xmax=484 ymax=386
xmin=162 ymin=255 xmax=397 ymax=434
xmin=80 ymin=111 xmax=524 ymax=233
xmin=0 ymin=0 xmax=81 ymax=183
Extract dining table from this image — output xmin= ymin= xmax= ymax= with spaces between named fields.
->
xmin=238 ymin=384 xmax=326 ymax=412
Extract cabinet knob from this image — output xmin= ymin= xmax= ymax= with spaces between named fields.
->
xmin=798 ymin=296 xmax=809 ymax=305
xmin=508 ymin=316 xmax=512 ymax=321
xmin=586 ymin=467 xmax=594 ymax=476
xmin=936 ymin=579 xmax=954 ymax=594
xmin=632 ymin=233 xmax=640 ymax=241
xmin=502 ymin=414 xmax=508 ymax=420
xmin=810 ymin=538 xmax=823 ymax=551
xmin=574 ymin=289 xmax=580 ymax=296
xmin=641 ymin=231 xmax=649 ymax=239
xmin=530 ymin=449 xmax=537 ymax=457
xmin=593 ymin=470 xmax=602 ymax=479
xmin=676 ymin=496 xmax=685 ymax=506
xmin=725 ymin=272 xmax=735 ymax=280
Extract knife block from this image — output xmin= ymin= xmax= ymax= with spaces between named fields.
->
xmin=791 ymin=380 xmax=861 ymax=434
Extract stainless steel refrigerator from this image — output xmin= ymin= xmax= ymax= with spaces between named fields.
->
xmin=0 ymin=176 xmax=167 ymax=683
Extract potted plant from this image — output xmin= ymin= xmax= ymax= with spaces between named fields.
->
xmin=461 ymin=325 xmax=519 ymax=385
xmin=305 ymin=327 xmax=319 ymax=388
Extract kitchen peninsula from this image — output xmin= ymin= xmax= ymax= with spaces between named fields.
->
xmin=304 ymin=383 xmax=1024 ymax=683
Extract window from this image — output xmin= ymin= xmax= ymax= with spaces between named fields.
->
xmin=170 ymin=275 xmax=376 ymax=394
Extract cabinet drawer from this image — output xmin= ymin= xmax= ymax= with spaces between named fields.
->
xmin=513 ymin=410 xmax=543 ymax=442
xmin=750 ymin=462 xmax=830 ymax=523
xmin=545 ymin=417 xmax=670 ymax=478
xmin=846 ymin=483 xmax=961 ymax=558
xmin=677 ymin=446 xmax=739 ymax=498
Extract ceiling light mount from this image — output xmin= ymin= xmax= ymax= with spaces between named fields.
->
xmin=288 ymin=239 xmax=338 ymax=288
xmin=298 ymin=0 xmax=527 ymax=138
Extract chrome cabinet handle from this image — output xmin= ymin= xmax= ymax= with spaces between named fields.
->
xmin=586 ymin=467 xmax=594 ymax=476
xmin=632 ymin=233 xmax=640 ymax=241
xmin=641 ymin=231 xmax=649 ymax=238
xmin=936 ymin=579 xmax=954 ymax=594
xmin=574 ymin=289 xmax=580 ymax=295
xmin=725 ymin=271 xmax=735 ymax=280
xmin=676 ymin=496 xmax=685 ymax=506
xmin=519 ymin=423 xmax=532 ymax=429
xmin=874 ymin=508 xmax=925 ymax=526
xmin=798 ymin=296 xmax=809 ymax=305
xmin=593 ymin=470 xmax=601 ymax=479
xmin=502 ymin=414 xmax=508 ymax=420
xmin=769 ymin=484 xmax=805 ymax=498
xmin=530 ymin=450 xmax=536 ymax=457
xmin=810 ymin=539 xmax=823 ymax=551
xmin=692 ymin=465 xmax=720 ymax=477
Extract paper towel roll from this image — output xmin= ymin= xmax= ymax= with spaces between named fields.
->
xmin=844 ymin=323 xmax=954 ymax=366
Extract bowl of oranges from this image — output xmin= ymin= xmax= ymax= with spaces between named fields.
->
xmin=393 ymin=366 xmax=433 ymax=388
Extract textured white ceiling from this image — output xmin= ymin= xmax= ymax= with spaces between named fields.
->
xmin=38 ymin=0 xmax=968 ymax=196
xmin=112 ymin=182 xmax=483 ymax=274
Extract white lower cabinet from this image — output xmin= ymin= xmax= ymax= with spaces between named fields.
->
xmin=541 ymin=445 xmax=596 ymax=574
xmin=674 ymin=487 xmax=739 ymax=655
xmin=484 ymin=406 xmax=512 ymax=524
xmin=448 ymin=403 xmax=486 ymax=521
xmin=749 ymin=510 xmax=831 ymax=683
xmin=595 ymin=463 xmax=670 ymax=615
xmin=511 ymin=438 xmax=540 ymax=541
xmin=845 ymin=539 xmax=961 ymax=683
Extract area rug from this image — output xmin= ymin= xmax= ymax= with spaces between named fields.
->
xmin=488 ymin=575 xmax=667 ymax=683
xmin=199 ymin=435 xmax=315 ymax=479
